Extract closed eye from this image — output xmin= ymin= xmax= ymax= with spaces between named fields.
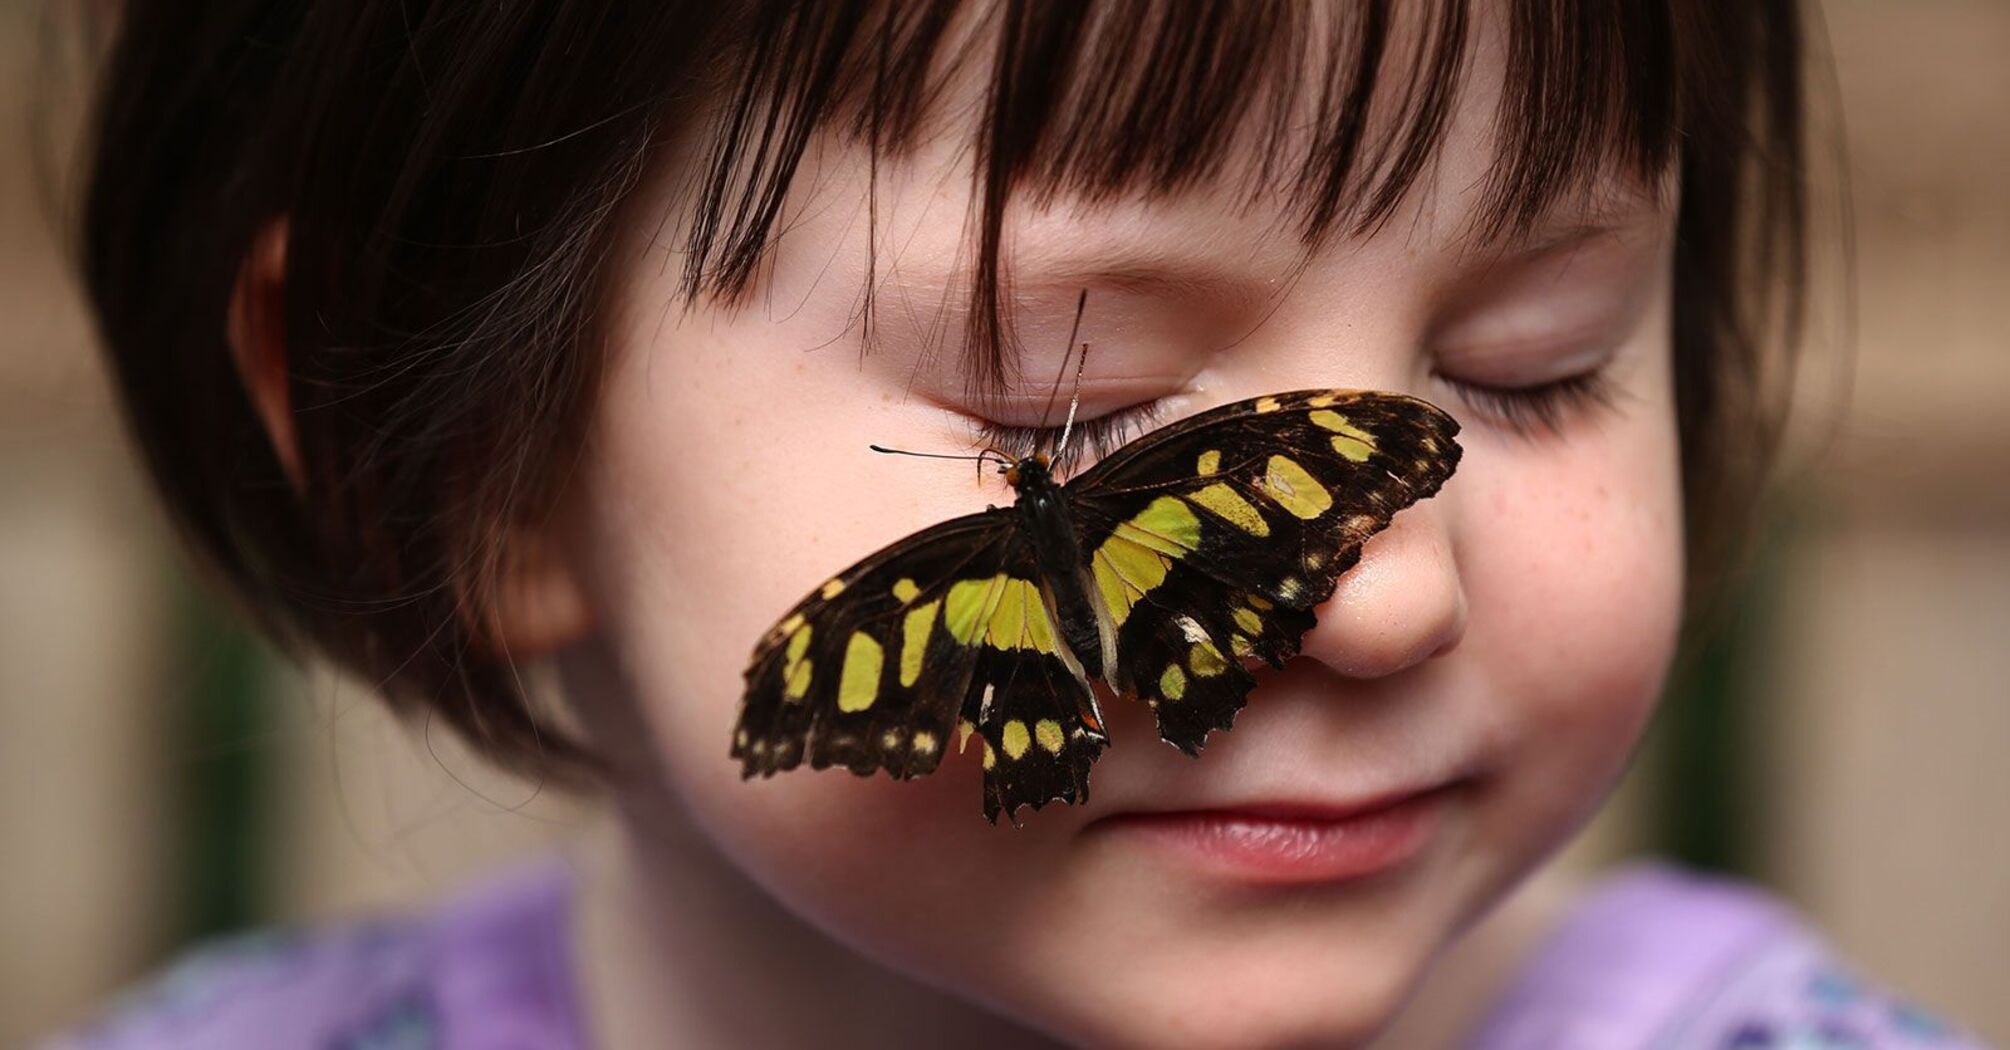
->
xmin=970 ymin=400 xmax=1166 ymax=475
xmin=1432 ymin=369 xmax=1616 ymax=438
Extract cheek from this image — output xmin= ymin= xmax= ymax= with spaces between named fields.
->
xmin=568 ymin=304 xmax=1082 ymax=969
xmin=1457 ymin=408 xmax=1685 ymax=844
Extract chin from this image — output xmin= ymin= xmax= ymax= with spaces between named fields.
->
xmin=1024 ymin=935 xmax=1424 ymax=1050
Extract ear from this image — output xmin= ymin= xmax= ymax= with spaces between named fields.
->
xmin=479 ymin=521 xmax=598 ymax=658
xmin=226 ymin=220 xmax=306 ymax=494
xmin=229 ymin=221 xmax=594 ymax=657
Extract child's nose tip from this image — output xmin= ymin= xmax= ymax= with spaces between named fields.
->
xmin=1299 ymin=504 xmax=1466 ymax=681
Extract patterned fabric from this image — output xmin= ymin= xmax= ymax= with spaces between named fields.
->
xmin=1466 ymin=864 xmax=1992 ymax=1050
xmin=35 ymin=856 xmax=1991 ymax=1049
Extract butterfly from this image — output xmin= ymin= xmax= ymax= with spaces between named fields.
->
xmin=731 ymin=387 xmax=1462 ymax=824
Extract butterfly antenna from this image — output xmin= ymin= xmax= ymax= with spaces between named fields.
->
xmin=868 ymin=444 xmax=1013 ymax=472
xmin=1054 ymin=340 xmax=1090 ymax=461
xmin=1034 ymin=290 xmax=1089 ymax=455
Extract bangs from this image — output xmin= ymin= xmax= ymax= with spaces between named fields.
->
xmin=681 ymin=0 xmax=1682 ymax=386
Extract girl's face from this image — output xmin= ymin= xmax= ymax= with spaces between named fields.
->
xmin=556 ymin=18 xmax=1683 ymax=1048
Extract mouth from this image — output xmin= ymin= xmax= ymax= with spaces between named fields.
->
xmin=1084 ymin=780 xmax=1464 ymax=884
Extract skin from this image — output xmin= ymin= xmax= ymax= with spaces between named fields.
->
xmin=456 ymin=12 xmax=1687 ymax=1050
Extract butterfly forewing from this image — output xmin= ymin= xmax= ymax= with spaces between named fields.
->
xmin=1066 ymin=390 xmax=1461 ymax=753
xmin=737 ymin=513 xmax=1012 ymax=779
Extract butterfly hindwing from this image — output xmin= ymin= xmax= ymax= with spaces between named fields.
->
xmin=1066 ymin=390 xmax=1461 ymax=754
xmin=959 ymin=640 xmax=1107 ymax=826
xmin=735 ymin=515 xmax=1107 ymax=824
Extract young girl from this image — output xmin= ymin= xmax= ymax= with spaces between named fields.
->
xmin=44 ymin=1 xmax=1990 ymax=1048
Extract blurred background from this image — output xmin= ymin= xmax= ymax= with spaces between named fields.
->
xmin=4 ymin=0 xmax=2006 ymax=1045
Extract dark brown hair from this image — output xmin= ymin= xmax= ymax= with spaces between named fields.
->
xmin=74 ymin=0 xmax=1808 ymax=790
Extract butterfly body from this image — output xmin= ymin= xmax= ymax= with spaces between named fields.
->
xmin=733 ymin=389 xmax=1462 ymax=824
xmin=1002 ymin=453 xmax=1111 ymax=683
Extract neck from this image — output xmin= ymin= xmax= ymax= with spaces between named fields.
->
xmin=567 ymin=803 xmax=1068 ymax=1050
xmin=1363 ymin=863 xmax=1585 ymax=1049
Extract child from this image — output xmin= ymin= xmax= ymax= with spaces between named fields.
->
xmin=44 ymin=1 xmax=1990 ymax=1048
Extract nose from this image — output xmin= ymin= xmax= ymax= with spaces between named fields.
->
xmin=1297 ymin=501 xmax=1466 ymax=680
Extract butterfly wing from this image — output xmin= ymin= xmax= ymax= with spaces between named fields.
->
xmin=734 ymin=511 xmax=1108 ymax=824
xmin=1064 ymin=389 xmax=1462 ymax=754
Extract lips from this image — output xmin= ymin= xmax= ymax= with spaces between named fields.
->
xmin=1086 ymin=781 xmax=1460 ymax=884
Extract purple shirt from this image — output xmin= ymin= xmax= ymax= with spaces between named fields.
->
xmin=38 ymin=856 xmax=1991 ymax=1049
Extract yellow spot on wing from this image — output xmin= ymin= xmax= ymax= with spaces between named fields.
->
xmin=1117 ymin=496 xmax=1201 ymax=554
xmin=1260 ymin=454 xmax=1333 ymax=519
xmin=783 ymin=623 xmax=814 ymax=700
xmin=1093 ymin=495 xmax=1200 ymax=628
xmin=1035 ymin=719 xmax=1064 ymax=754
xmin=1330 ymin=435 xmax=1373 ymax=461
xmin=1094 ymin=534 xmax=1170 ymax=627
xmin=820 ymin=578 xmax=846 ymax=599
xmin=1189 ymin=482 xmax=1269 ymax=537
xmin=786 ymin=623 xmax=813 ymax=662
xmin=982 ymin=579 xmax=1059 ymax=653
xmin=1024 ymin=588 xmax=1058 ymax=653
xmin=945 ymin=575 xmax=1006 ymax=644
xmin=1310 ymin=410 xmax=1377 ymax=462
xmin=957 ymin=719 xmax=977 ymax=751
xmin=900 ymin=600 xmax=939 ymax=687
xmin=1255 ymin=395 xmax=1282 ymax=413
xmin=913 ymin=730 xmax=938 ymax=754
xmin=1232 ymin=606 xmax=1263 ymax=634
xmin=1310 ymin=409 xmax=1375 ymax=442
xmin=988 ymin=580 xmax=1026 ymax=650
xmin=1002 ymin=719 xmax=1030 ymax=760
xmin=785 ymin=659 xmax=813 ymax=699
xmin=1160 ymin=664 xmax=1187 ymax=700
xmin=891 ymin=578 xmax=920 ymax=603
xmin=1247 ymin=594 xmax=1274 ymax=610
xmin=837 ymin=632 xmax=883 ymax=712
xmin=1189 ymin=640 xmax=1228 ymax=677
xmin=1308 ymin=392 xmax=1339 ymax=407
xmin=1196 ymin=449 xmax=1221 ymax=475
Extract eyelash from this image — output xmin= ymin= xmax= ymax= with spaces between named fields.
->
xmin=1433 ymin=368 xmax=1617 ymax=437
xmin=969 ymin=366 xmax=1614 ymax=464
xmin=971 ymin=401 xmax=1165 ymax=467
